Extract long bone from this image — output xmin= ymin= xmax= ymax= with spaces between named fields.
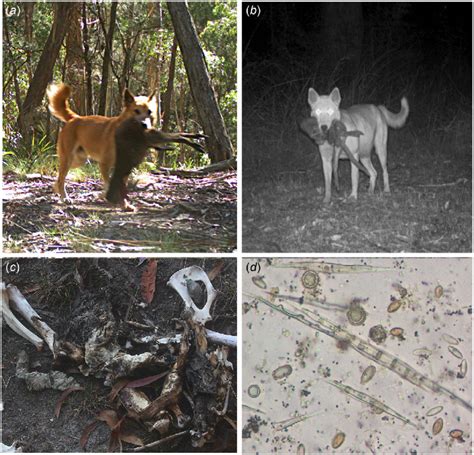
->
xmin=167 ymin=266 xmax=217 ymax=325
xmin=2 ymin=283 xmax=44 ymax=350
xmin=6 ymin=284 xmax=57 ymax=355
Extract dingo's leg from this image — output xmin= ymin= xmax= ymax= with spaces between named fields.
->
xmin=54 ymin=134 xmax=75 ymax=201
xmin=360 ymin=156 xmax=377 ymax=194
xmin=349 ymin=161 xmax=360 ymax=200
xmin=375 ymin=126 xmax=390 ymax=193
xmin=319 ymin=145 xmax=333 ymax=204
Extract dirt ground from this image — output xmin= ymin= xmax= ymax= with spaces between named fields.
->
xmin=242 ymin=114 xmax=471 ymax=253
xmin=3 ymin=171 xmax=237 ymax=253
xmin=2 ymin=258 xmax=237 ymax=452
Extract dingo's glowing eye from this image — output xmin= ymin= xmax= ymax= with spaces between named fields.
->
xmin=315 ymin=109 xmax=322 ymax=116
xmin=328 ymin=108 xmax=334 ymax=115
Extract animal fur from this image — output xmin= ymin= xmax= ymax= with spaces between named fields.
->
xmin=47 ymin=83 xmax=157 ymax=201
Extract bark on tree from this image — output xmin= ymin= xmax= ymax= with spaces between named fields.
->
xmin=167 ymin=1 xmax=233 ymax=163
xmin=65 ymin=2 xmax=85 ymax=115
xmin=17 ymin=2 xmax=74 ymax=142
xmin=82 ymin=2 xmax=93 ymax=115
xmin=98 ymin=2 xmax=117 ymax=116
xmin=162 ymin=36 xmax=178 ymax=133
xmin=3 ymin=5 xmax=22 ymax=112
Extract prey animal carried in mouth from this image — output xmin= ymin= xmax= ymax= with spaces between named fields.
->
xmin=106 ymin=117 xmax=207 ymax=210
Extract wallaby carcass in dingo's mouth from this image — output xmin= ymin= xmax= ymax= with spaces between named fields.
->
xmin=307 ymin=87 xmax=409 ymax=203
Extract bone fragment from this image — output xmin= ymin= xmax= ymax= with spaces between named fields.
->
xmin=2 ymin=283 xmax=44 ymax=350
xmin=140 ymin=329 xmax=236 ymax=349
xmin=7 ymin=285 xmax=57 ymax=355
xmin=167 ymin=266 xmax=217 ymax=324
xmin=0 ymin=442 xmax=22 ymax=453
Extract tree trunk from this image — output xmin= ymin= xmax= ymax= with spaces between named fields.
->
xmin=82 ymin=2 xmax=93 ymax=115
xmin=65 ymin=2 xmax=85 ymax=115
xmin=98 ymin=2 xmax=118 ymax=116
xmin=162 ymin=36 xmax=178 ymax=133
xmin=167 ymin=1 xmax=233 ymax=163
xmin=3 ymin=4 xmax=22 ymax=112
xmin=17 ymin=2 xmax=74 ymax=142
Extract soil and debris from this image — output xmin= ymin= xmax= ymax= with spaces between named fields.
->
xmin=3 ymin=170 xmax=237 ymax=253
xmin=2 ymin=258 xmax=237 ymax=452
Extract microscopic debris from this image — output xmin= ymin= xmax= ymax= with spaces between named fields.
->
xmin=387 ymin=299 xmax=403 ymax=313
xmin=273 ymin=411 xmax=319 ymax=431
xmin=458 ymin=359 xmax=467 ymax=379
xmin=413 ymin=348 xmax=432 ymax=359
xmin=301 ymin=270 xmax=319 ymax=289
xmin=392 ymin=283 xmax=408 ymax=298
xmin=297 ymin=443 xmax=305 ymax=455
xmin=434 ymin=285 xmax=444 ymax=298
xmin=432 ymin=417 xmax=443 ymax=435
xmin=346 ymin=302 xmax=367 ymax=326
xmin=448 ymin=346 xmax=463 ymax=359
xmin=248 ymin=384 xmax=261 ymax=398
xmin=369 ymin=325 xmax=387 ymax=344
xmin=426 ymin=405 xmax=443 ymax=416
xmin=331 ymin=432 xmax=346 ymax=449
xmin=449 ymin=429 xmax=464 ymax=441
xmin=272 ymin=364 xmax=293 ymax=381
xmin=252 ymin=276 xmax=267 ymax=289
xmin=442 ymin=333 xmax=459 ymax=345
xmin=390 ymin=327 xmax=405 ymax=340
xmin=361 ymin=365 xmax=376 ymax=384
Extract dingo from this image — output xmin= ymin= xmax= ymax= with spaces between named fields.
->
xmin=307 ymin=87 xmax=409 ymax=203
xmin=47 ymin=83 xmax=156 ymax=201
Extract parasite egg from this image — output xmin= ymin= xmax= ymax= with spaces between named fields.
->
xmin=272 ymin=364 xmax=293 ymax=381
xmin=331 ymin=432 xmax=345 ymax=449
xmin=387 ymin=299 xmax=403 ymax=313
xmin=296 ymin=443 xmax=305 ymax=455
xmin=432 ymin=417 xmax=443 ymax=436
xmin=449 ymin=429 xmax=464 ymax=440
xmin=434 ymin=285 xmax=444 ymax=298
xmin=247 ymin=384 xmax=261 ymax=398
xmin=448 ymin=345 xmax=463 ymax=359
xmin=426 ymin=405 xmax=443 ymax=417
xmin=301 ymin=270 xmax=319 ymax=289
xmin=252 ymin=276 xmax=267 ymax=289
xmin=360 ymin=365 xmax=376 ymax=385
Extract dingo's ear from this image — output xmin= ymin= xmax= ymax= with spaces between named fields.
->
xmin=147 ymin=90 xmax=156 ymax=102
xmin=308 ymin=88 xmax=319 ymax=105
xmin=330 ymin=87 xmax=341 ymax=105
xmin=123 ymin=88 xmax=135 ymax=107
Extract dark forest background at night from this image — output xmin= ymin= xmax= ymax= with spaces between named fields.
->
xmin=242 ymin=2 xmax=471 ymax=253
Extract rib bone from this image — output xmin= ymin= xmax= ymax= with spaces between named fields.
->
xmin=167 ymin=266 xmax=217 ymax=324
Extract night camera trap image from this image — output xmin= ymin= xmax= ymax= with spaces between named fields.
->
xmin=242 ymin=2 xmax=471 ymax=253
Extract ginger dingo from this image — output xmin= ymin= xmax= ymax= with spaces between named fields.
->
xmin=47 ymin=83 xmax=156 ymax=201
xmin=307 ymin=87 xmax=409 ymax=203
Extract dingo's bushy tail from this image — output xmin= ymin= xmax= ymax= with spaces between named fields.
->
xmin=47 ymin=83 xmax=77 ymax=123
xmin=378 ymin=97 xmax=409 ymax=129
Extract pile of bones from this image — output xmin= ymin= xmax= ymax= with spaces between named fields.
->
xmin=1 ymin=265 xmax=237 ymax=452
